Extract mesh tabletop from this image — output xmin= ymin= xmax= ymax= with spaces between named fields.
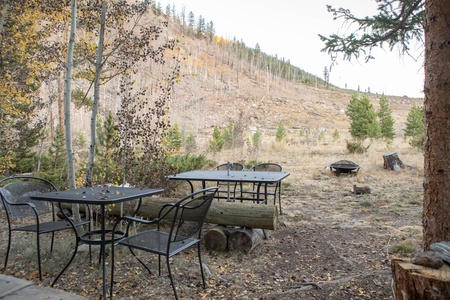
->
xmin=30 ymin=186 xmax=163 ymax=205
xmin=168 ymin=170 xmax=290 ymax=183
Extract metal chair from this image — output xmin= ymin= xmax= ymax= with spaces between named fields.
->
xmin=243 ymin=163 xmax=284 ymax=213
xmin=213 ymin=162 xmax=244 ymax=201
xmin=110 ymin=187 xmax=218 ymax=300
xmin=0 ymin=176 xmax=90 ymax=280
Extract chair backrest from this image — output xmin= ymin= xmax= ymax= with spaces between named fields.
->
xmin=162 ymin=187 xmax=217 ymax=244
xmin=252 ymin=163 xmax=283 ymax=172
xmin=0 ymin=176 xmax=58 ymax=218
xmin=214 ymin=162 xmax=244 ymax=171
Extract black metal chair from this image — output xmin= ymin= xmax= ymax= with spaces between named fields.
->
xmin=0 ymin=176 xmax=90 ymax=280
xmin=213 ymin=162 xmax=244 ymax=201
xmin=110 ymin=187 xmax=218 ymax=299
xmin=242 ymin=163 xmax=284 ymax=213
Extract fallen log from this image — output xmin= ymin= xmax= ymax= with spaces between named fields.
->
xmin=353 ymin=185 xmax=371 ymax=195
xmin=62 ymin=196 xmax=278 ymax=230
xmin=391 ymin=255 xmax=450 ymax=299
xmin=226 ymin=227 xmax=264 ymax=253
xmin=204 ymin=225 xmax=228 ymax=251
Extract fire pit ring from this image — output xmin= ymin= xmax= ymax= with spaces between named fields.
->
xmin=328 ymin=160 xmax=360 ymax=176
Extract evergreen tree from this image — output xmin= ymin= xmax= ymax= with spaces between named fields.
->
xmin=404 ymin=105 xmax=425 ymax=150
xmin=187 ymin=11 xmax=195 ymax=30
xmin=275 ymin=121 xmax=286 ymax=142
xmin=378 ymin=95 xmax=395 ymax=141
xmin=346 ymin=94 xmax=381 ymax=140
xmin=222 ymin=119 xmax=235 ymax=150
xmin=208 ymin=126 xmax=224 ymax=152
xmin=196 ymin=15 xmax=206 ymax=37
xmin=404 ymin=106 xmax=425 ymax=137
xmin=332 ymin=129 xmax=340 ymax=142
xmin=165 ymin=123 xmax=183 ymax=151
xmin=206 ymin=21 xmax=215 ymax=41
xmin=94 ymin=112 xmax=121 ymax=185
xmin=43 ymin=129 xmax=67 ymax=186
xmin=323 ymin=66 xmax=329 ymax=85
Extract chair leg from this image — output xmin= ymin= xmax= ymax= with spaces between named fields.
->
xmin=110 ymin=242 xmax=116 ymax=298
xmin=166 ymin=256 xmax=179 ymax=300
xmin=197 ymin=242 xmax=206 ymax=289
xmin=50 ymin=232 xmax=55 ymax=253
xmin=36 ymin=233 xmax=42 ymax=281
xmin=4 ymin=229 xmax=12 ymax=270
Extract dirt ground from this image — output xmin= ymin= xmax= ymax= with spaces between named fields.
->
xmin=0 ymin=153 xmax=424 ymax=300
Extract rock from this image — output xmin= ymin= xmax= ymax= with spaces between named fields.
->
xmin=430 ymin=241 xmax=450 ymax=264
xmin=411 ymin=251 xmax=444 ymax=269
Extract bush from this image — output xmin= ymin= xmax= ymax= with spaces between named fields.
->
xmin=346 ymin=140 xmax=369 ymax=154
xmin=166 ymin=153 xmax=208 ymax=173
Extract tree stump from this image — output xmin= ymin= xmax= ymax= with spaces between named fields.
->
xmin=391 ymin=255 xmax=450 ymax=299
xmin=204 ymin=225 xmax=228 ymax=251
xmin=383 ymin=152 xmax=405 ymax=170
xmin=227 ymin=228 xmax=264 ymax=253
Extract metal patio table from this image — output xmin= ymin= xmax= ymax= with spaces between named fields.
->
xmin=168 ymin=170 xmax=290 ymax=202
xmin=30 ymin=186 xmax=163 ymax=298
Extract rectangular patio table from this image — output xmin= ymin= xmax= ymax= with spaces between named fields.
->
xmin=167 ymin=170 xmax=290 ymax=203
xmin=30 ymin=185 xmax=163 ymax=299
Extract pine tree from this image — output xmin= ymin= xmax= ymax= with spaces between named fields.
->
xmin=346 ymin=94 xmax=381 ymax=141
xmin=208 ymin=126 xmax=224 ymax=152
xmin=94 ymin=112 xmax=121 ymax=185
xmin=404 ymin=105 xmax=424 ymax=150
xmin=378 ymin=95 xmax=395 ymax=141
xmin=275 ymin=121 xmax=286 ymax=142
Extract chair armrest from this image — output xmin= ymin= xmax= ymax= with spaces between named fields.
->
xmin=118 ymin=215 xmax=159 ymax=225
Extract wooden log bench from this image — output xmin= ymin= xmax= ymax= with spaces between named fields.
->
xmin=62 ymin=196 xmax=278 ymax=230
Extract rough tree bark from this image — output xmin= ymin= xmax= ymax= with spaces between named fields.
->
xmin=423 ymin=0 xmax=450 ymax=249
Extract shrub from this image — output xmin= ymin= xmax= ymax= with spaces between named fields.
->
xmin=346 ymin=140 xmax=369 ymax=154
xmin=275 ymin=121 xmax=286 ymax=142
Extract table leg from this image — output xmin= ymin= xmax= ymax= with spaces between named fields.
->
xmin=101 ymin=204 xmax=107 ymax=298
xmin=256 ymin=183 xmax=268 ymax=239
xmin=51 ymin=203 xmax=81 ymax=287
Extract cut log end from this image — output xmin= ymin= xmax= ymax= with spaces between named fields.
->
xmin=227 ymin=228 xmax=264 ymax=253
xmin=391 ymin=255 xmax=450 ymax=300
xmin=204 ymin=225 xmax=228 ymax=251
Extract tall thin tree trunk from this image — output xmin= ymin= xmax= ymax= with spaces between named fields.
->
xmin=85 ymin=1 xmax=107 ymax=187
xmin=65 ymin=0 xmax=81 ymax=222
xmin=423 ymin=0 xmax=450 ymax=249
xmin=0 ymin=2 xmax=8 ymax=33
xmin=65 ymin=0 xmax=76 ymax=189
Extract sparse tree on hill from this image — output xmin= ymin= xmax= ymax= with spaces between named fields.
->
xmin=275 ymin=121 xmax=286 ymax=142
xmin=209 ymin=126 xmax=224 ymax=153
xmin=323 ymin=66 xmax=329 ymax=85
xmin=187 ymin=11 xmax=195 ymax=33
xmin=196 ymin=15 xmax=206 ymax=37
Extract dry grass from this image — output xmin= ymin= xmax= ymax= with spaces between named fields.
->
xmin=0 ymin=135 xmax=425 ymax=299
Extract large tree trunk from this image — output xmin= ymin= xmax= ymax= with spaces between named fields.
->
xmin=423 ymin=0 xmax=450 ymax=249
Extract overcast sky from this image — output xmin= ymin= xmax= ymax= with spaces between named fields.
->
xmin=157 ymin=0 xmax=424 ymax=98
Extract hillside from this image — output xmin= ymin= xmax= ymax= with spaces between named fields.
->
xmin=64 ymin=9 xmax=423 ymax=157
